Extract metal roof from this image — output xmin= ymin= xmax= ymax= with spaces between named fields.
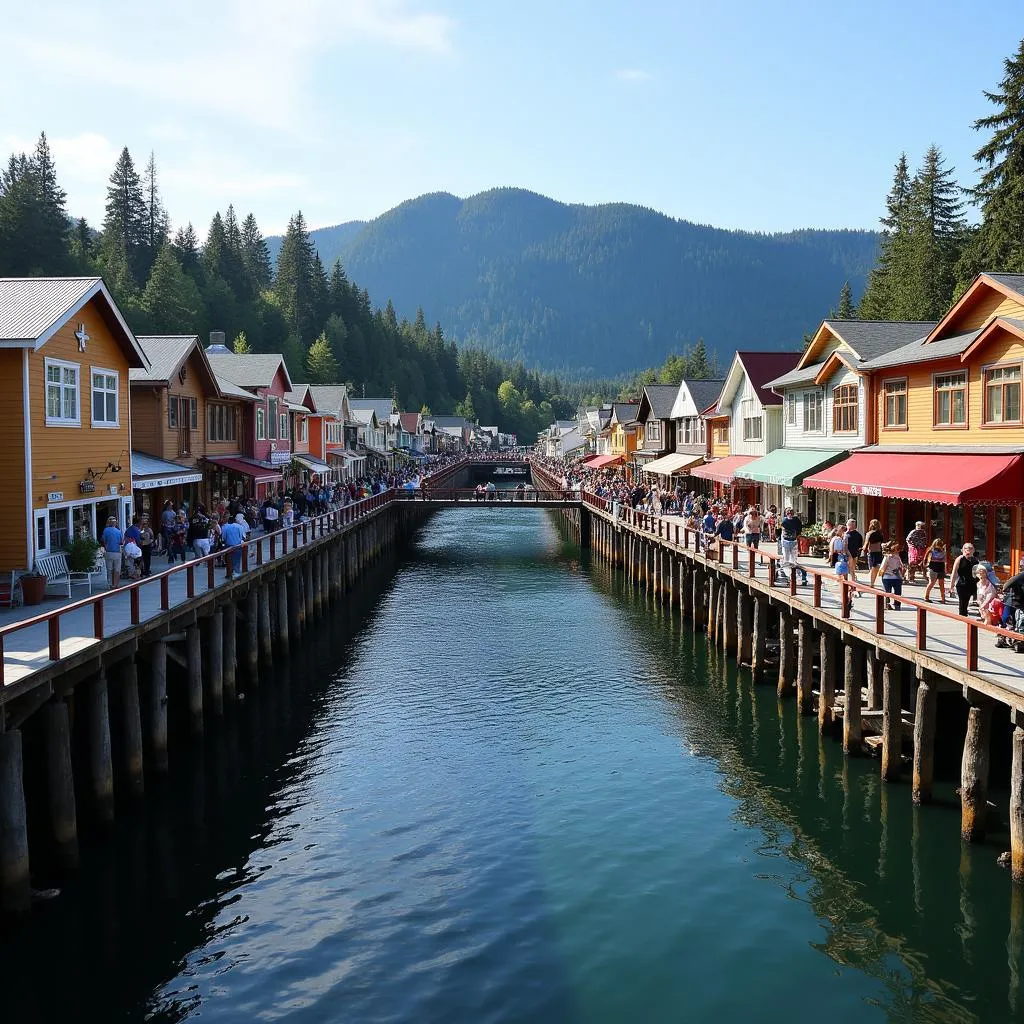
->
xmin=0 ymin=277 xmax=101 ymax=342
xmin=211 ymin=373 xmax=259 ymax=402
xmin=734 ymin=351 xmax=803 ymax=406
xmin=131 ymin=450 xmax=204 ymax=480
xmin=131 ymin=335 xmax=199 ymax=383
xmin=206 ymin=350 xmax=291 ymax=390
xmin=765 ymin=364 xmax=822 ymax=390
xmin=639 ymin=383 xmax=682 ymax=420
xmin=350 ymin=397 xmax=396 ymax=422
xmin=307 ymin=385 xmax=350 ymax=418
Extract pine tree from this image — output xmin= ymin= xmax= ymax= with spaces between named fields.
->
xmin=273 ymin=210 xmax=320 ymax=343
xmin=859 ymin=153 xmax=913 ymax=319
xmin=172 ymin=223 xmax=201 ymax=275
xmin=68 ymin=217 xmax=94 ymax=270
xmin=241 ymin=212 xmax=272 ymax=294
xmin=832 ymin=281 xmax=857 ymax=319
xmin=687 ymin=338 xmax=711 ymax=378
xmin=141 ymin=151 xmax=170 ymax=276
xmin=961 ymin=39 xmax=1024 ymax=284
xmin=31 ymin=133 xmax=70 ymax=271
xmin=202 ymin=212 xmax=229 ymax=283
xmin=306 ymin=331 xmax=340 ymax=383
xmin=142 ymin=245 xmax=203 ymax=331
xmin=99 ymin=147 xmax=148 ymax=286
xmin=232 ymin=331 xmax=252 ymax=354
xmin=455 ymin=391 xmax=476 ymax=421
xmin=221 ymin=204 xmax=246 ymax=294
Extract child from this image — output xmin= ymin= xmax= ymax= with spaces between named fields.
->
xmin=976 ymin=564 xmax=1000 ymax=625
xmin=880 ymin=541 xmax=906 ymax=610
xmin=835 ymin=545 xmax=851 ymax=615
xmin=923 ymin=539 xmax=947 ymax=604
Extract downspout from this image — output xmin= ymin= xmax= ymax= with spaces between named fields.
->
xmin=23 ymin=350 xmax=33 ymax=567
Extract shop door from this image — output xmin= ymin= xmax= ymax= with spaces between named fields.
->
xmin=902 ymin=501 xmax=928 ymax=541
xmin=96 ymin=497 xmax=121 ymax=531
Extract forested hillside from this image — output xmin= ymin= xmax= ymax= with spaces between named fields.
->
xmin=270 ymin=189 xmax=879 ymax=376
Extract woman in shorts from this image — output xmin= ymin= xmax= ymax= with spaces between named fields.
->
xmin=865 ymin=519 xmax=885 ymax=589
xmin=923 ymin=538 xmax=947 ymax=604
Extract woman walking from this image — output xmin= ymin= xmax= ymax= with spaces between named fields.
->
xmin=742 ymin=506 xmax=763 ymax=549
xmin=880 ymin=541 xmax=906 ymax=610
xmin=923 ymin=539 xmax=948 ymax=603
xmin=950 ymin=542 xmax=980 ymax=617
xmin=866 ymin=519 xmax=885 ymax=589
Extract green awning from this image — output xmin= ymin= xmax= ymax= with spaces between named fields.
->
xmin=737 ymin=448 xmax=849 ymax=488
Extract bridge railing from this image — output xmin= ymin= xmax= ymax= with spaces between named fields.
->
xmin=397 ymin=488 xmax=576 ymax=503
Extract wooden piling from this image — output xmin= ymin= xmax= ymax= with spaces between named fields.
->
xmin=43 ymin=700 xmax=78 ymax=870
xmin=867 ymin=653 xmax=883 ymax=711
xmin=258 ymin=583 xmax=271 ymax=665
xmin=1011 ymin=710 xmax=1024 ymax=883
xmin=681 ymin=561 xmax=693 ymax=621
xmin=303 ymin=558 xmax=314 ymax=626
xmin=751 ymin=593 xmax=768 ymax=681
xmin=208 ymin=610 xmax=224 ymax=716
xmin=912 ymin=669 xmax=937 ymax=804
xmin=738 ymin=588 xmax=753 ymax=667
xmin=693 ymin=567 xmax=706 ymax=630
xmin=120 ymin=658 xmax=145 ymax=798
xmin=148 ymin=640 xmax=169 ymax=774
xmin=87 ymin=668 xmax=114 ymax=822
xmin=818 ymin=630 xmax=837 ymax=732
xmin=723 ymin=580 xmax=737 ymax=655
xmin=961 ymin=690 xmax=993 ymax=843
xmin=0 ymin=729 xmax=30 ymax=914
xmin=277 ymin=574 xmax=289 ymax=654
xmin=777 ymin=609 xmax=795 ymax=698
xmin=186 ymin=625 xmax=203 ymax=737
xmin=843 ymin=642 xmax=863 ymax=754
xmin=796 ymin=615 xmax=814 ymax=715
xmin=881 ymin=657 xmax=902 ymax=782
xmin=288 ymin=570 xmax=301 ymax=642
xmin=223 ymin=601 xmax=237 ymax=702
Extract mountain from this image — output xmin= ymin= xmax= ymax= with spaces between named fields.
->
xmin=269 ymin=189 xmax=880 ymax=376
xmin=266 ymin=218 xmax=366 ymax=266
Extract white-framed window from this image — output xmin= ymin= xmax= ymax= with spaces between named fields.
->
xmin=268 ymin=397 xmax=278 ymax=439
xmin=786 ymin=393 xmax=796 ymax=425
xmin=45 ymin=358 xmax=80 ymax=426
xmin=90 ymin=368 xmax=119 ymax=426
xmin=207 ymin=403 xmax=237 ymax=442
xmin=280 ymin=413 xmax=289 ymax=439
xmin=882 ymin=378 xmax=907 ymax=429
xmin=802 ymin=389 xmax=823 ymax=432
xmin=256 ymin=407 xmax=266 ymax=440
xmin=934 ymin=371 xmax=967 ymax=427
xmin=984 ymin=363 xmax=1022 ymax=425
xmin=645 ymin=420 xmax=660 ymax=443
xmin=299 ymin=417 xmax=308 ymax=443
xmin=742 ymin=416 xmax=762 ymax=441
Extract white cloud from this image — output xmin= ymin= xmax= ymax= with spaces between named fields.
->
xmin=614 ymin=69 xmax=652 ymax=82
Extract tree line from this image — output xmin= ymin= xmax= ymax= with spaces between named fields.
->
xmin=0 ymin=141 xmax=577 ymax=438
xmin=838 ymin=38 xmax=1024 ymax=321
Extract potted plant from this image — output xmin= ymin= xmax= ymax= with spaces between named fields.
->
xmin=20 ymin=569 xmax=47 ymax=606
xmin=803 ymin=521 xmax=828 ymax=559
xmin=65 ymin=534 xmax=102 ymax=573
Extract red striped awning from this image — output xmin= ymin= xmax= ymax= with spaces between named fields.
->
xmin=585 ymin=454 xmax=623 ymax=469
xmin=802 ymin=452 xmax=1024 ymax=506
xmin=688 ymin=455 xmax=756 ymax=485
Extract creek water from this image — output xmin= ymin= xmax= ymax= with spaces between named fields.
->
xmin=3 ymin=509 xmax=1021 ymax=1023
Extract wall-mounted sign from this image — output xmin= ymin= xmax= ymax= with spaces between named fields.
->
xmin=133 ymin=472 xmax=203 ymax=491
xmin=47 ymin=491 xmax=64 ymax=502
xmin=270 ymin=449 xmax=291 ymax=466
xmin=78 ymin=480 xmax=96 ymax=494
xmin=109 ymin=485 xmax=119 ymax=495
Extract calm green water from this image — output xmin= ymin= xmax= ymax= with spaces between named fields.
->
xmin=4 ymin=509 xmax=1021 ymax=1022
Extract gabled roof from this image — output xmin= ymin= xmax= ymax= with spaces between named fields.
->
xmin=431 ymin=415 xmax=473 ymax=429
xmin=861 ymin=329 xmax=981 ymax=371
xmin=307 ymin=384 xmax=350 ymax=419
xmin=206 ymin=351 xmax=292 ymax=391
xmin=285 ymin=384 xmax=317 ymax=412
xmin=0 ymin=276 xmax=147 ymax=367
xmin=350 ymin=397 xmax=396 ymax=422
xmin=399 ymin=412 xmax=421 ymax=433
xmin=719 ymin=351 xmax=802 ymax=411
xmin=798 ymin=319 xmax=935 ymax=370
xmin=351 ymin=407 xmax=379 ymax=427
xmin=670 ymin=378 xmax=726 ymax=419
xmin=132 ymin=335 xmax=220 ymax=394
xmin=610 ymin=403 xmax=639 ymax=426
xmin=212 ymin=374 xmax=260 ymax=402
xmin=923 ymin=272 xmax=1024 ymax=344
xmin=636 ymin=383 xmax=681 ymax=422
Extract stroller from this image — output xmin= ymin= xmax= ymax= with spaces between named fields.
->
xmin=122 ymin=540 xmax=143 ymax=581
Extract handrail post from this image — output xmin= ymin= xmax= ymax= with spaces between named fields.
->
xmin=160 ymin=575 xmax=170 ymax=610
xmin=732 ymin=543 xmax=739 ymax=570
xmin=48 ymin=616 xmax=60 ymax=661
xmin=813 ymin=574 xmax=822 ymax=608
xmin=748 ymin=550 xmax=755 ymax=578
xmin=916 ymin=606 xmax=927 ymax=650
xmin=789 ymin=569 xmax=797 ymax=597
xmin=94 ymin=599 xmax=104 ymax=637
xmin=130 ymin=586 xmax=140 ymax=624
xmin=841 ymin=582 xmax=851 ymax=619
xmin=967 ymin=622 xmax=979 ymax=671
xmin=186 ymin=564 xmax=195 ymax=599
xmin=207 ymin=558 xmax=216 ymax=590
xmin=875 ymin=593 xmax=885 ymax=634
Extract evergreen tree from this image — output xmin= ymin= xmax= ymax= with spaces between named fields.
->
xmin=859 ymin=153 xmax=912 ymax=319
xmin=141 ymin=151 xmax=170 ymax=275
xmin=30 ymin=133 xmax=70 ymax=271
xmin=306 ymin=331 xmax=340 ymax=383
xmin=961 ymin=38 xmax=1024 ymax=284
xmin=68 ymin=217 xmax=94 ymax=270
xmin=687 ymin=338 xmax=711 ymax=378
xmin=142 ymin=245 xmax=203 ymax=331
xmin=202 ymin=212 xmax=229 ymax=283
xmin=833 ymin=281 xmax=857 ymax=319
xmin=241 ymin=212 xmax=272 ymax=294
xmin=232 ymin=330 xmax=252 ymax=354
xmin=172 ymin=223 xmax=201 ymax=275
xmin=273 ymin=210 xmax=320 ymax=343
xmin=221 ymin=204 xmax=246 ymax=294
xmin=99 ymin=147 xmax=148 ymax=286
xmin=455 ymin=391 xmax=476 ymax=421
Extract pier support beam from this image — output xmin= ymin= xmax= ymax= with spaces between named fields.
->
xmin=777 ymin=609 xmax=795 ymax=699
xmin=738 ymin=589 xmax=753 ymax=667
xmin=843 ymin=642 xmax=863 ymax=754
xmin=303 ymin=558 xmax=314 ymax=627
xmin=288 ymin=570 xmax=301 ymax=643
xmin=120 ymin=658 xmax=144 ymax=799
xmin=147 ymin=640 xmax=168 ymax=774
xmin=186 ymin=625 xmax=203 ymax=737
xmin=0 ymin=730 xmax=30 ymax=914
xmin=723 ymin=581 xmax=737 ymax=655
xmin=796 ymin=615 xmax=814 ymax=715
xmin=223 ymin=602 xmax=237 ymax=702
xmin=43 ymin=700 xmax=78 ymax=870
xmin=692 ymin=567 xmax=706 ymax=631
xmin=207 ymin=611 xmax=224 ymax=717
xmin=818 ymin=629 xmax=837 ymax=732
xmin=257 ymin=583 xmax=271 ymax=666
xmin=867 ymin=654 xmax=883 ymax=711
xmin=751 ymin=594 xmax=768 ymax=681
xmin=912 ymin=669 xmax=937 ymax=804
xmin=881 ymin=657 xmax=902 ymax=782
xmin=1011 ymin=710 xmax=1024 ymax=883
xmin=961 ymin=690 xmax=993 ymax=843
xmin=87 ymin=668 xmax=114 ymax=823
xmin=276 ymin=575 xmax=289 ymax=654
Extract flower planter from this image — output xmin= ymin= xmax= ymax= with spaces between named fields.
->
xmin=21 ymin=574 xmax=46 ymax=606
xmin=797 ymin=536 xmax=811 ymax=556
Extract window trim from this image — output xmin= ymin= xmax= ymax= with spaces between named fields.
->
xmin=256 ymin=406 xmax=266 ymax=440
xmin=881 ymin=376 xmax=908 ymax=431
xmin=802 ymin=389 xmax=823 ymax=434
xmin=207 ymin=402 xmax=238 ymax=443
xmin=742 ymin=415 xmax=763 ymax=441
xmin=44 ymin=357 xmax=81 ymax=427
xmin=279 ymin=412 xmax=289 ymax=440
xmin=786 ymin=393 xmax=797 ymax=426
xmin=981 ymin=360 xmax=1023 ymax=428
xmin=89 ymin=367 xmax=120 ymax=428
xmin=831 ymin=382 xmax=859 ymax=435
xmin=932 ymin=369 xmax=969 ymax=429
xmin=267 ymin=397 xmax=278 ymax=440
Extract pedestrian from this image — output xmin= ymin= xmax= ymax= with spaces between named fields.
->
xmin=742 ymin=506 xmax=763 ymax=549
xmin=139 ymin=515 xmax=154 ymax=576
xmin=996 ymin=558 xmax=1024 ymax=650
xmin=950 ymin=542 xmax=980 ymax=617
xmin=779 ymin=505 xmax=808 ymax=585
xmin=880 ymin=541 xmax=906 ymax=610
xmin=923 ymin=539 xmax=947 ymax=604
xmin=101 ymin=515 xmax=123 ymax=588
xmin=865 ymin=519 xmax=885 ymax=589
xmin=160 ymin=500 xmax=176 ymax=557
xmin=976 ymin=564 xmax=1000 ymax=624
xmin=844 ymin=519 xmax=863 ymax=584
xmin=905 ymin=521 xmax=928 ymax=583
xmin=834 ymin=527 xmax=852 ymax=613
xmin=220 ymin=515 xmax=245 ymax=578
xmin=189 ymin=506 xmax=211 ymax=560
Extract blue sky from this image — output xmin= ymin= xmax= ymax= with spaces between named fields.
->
xmin=2 ymin=0 xmax=1020 ymax=236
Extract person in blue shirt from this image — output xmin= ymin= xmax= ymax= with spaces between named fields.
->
xmin=701 ymin=510 xmax=716 ymax=552
xmin=101 ymin=516 xmax=123 ymax=588
xmin=220 ymin=516 xmax=245 ymax=578
xmin=716 ymin=515 xmax=734 ymax=543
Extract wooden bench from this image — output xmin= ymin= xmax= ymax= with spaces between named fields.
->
xmin=35 ymin=553 xmax=95 ymax=598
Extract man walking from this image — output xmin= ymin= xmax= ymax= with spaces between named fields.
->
xmin=101 ymin=515 xmax=123 ymax=588
xmin=220 ymin=515 xmax=245 ymax=579
xmin=780 ymin=506 xmax=808 ymax=585
xmin=845 ymin=518 xmax=864 ymax=585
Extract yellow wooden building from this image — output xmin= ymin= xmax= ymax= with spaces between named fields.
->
xmin=0 ymin=278 xmax=148 ymax=572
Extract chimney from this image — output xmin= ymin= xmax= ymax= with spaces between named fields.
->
xmin=206 ymin=329 xmax=229 ymax=354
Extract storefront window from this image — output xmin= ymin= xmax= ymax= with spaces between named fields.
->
xmin=996 ymin=508 xmax=1012 ymax=567
xmin=928 ymin=505 xmax=943 ymax=545
xmin=949 ymin=506 xmax=964 ymax=553
xmin=48 ymin=507 xmax=70 ymax=550
xmin=72 ymin=504 xmax=93 ymax=540
xmin=886 ymin=503 xmax=898 ymax=543
xmin=972 ymin=507 xmax=989 ymax=561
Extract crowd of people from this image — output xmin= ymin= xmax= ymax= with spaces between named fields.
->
xmin=533 ymin=453 xmax=1024 ymax=650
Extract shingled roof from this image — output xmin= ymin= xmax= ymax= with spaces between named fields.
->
xmin=823 ymin=320 xmax=936 ymax=361
xmin=205 ymin=350 xmax=292 ymax=390
xmin=735 ymin=351 xmax=802 ymax=406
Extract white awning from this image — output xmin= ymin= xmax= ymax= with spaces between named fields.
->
xmin=641 ymin=452 xmax=706 ymax=476
xmin=131 ymin=451 xmax=204 ymax=490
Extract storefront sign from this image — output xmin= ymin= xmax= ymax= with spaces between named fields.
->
xmin=270 ymin=449 xmax=292 ymax=466
xmin=78 ymin=480 xmax=95 ymax=494
xmin=47 ymin=491 xmax=64 ymax=502
xmin=133 ymin=473 xmax=203 ymax=491
xmin=849 ymin=484 xmax=883 ymax=497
